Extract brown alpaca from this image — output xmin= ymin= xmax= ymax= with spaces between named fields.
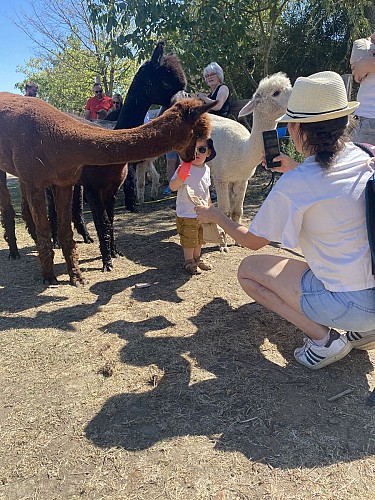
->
xmin=0 ymin=93 xmax=213 ymax=286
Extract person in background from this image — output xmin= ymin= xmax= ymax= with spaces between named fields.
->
xmin=25 ymin=82 xmax=38 ymax=97
xmin=195 ymin=71 xmax=375 ymax=370
xmin=169 ymin=137 xmax=216 ymax=275
xmin=197 ymin=62 xmax=230 ymax=118
xmin=197 ymin=62 xmax=229 ymax=201
xmin=111 ymin=93 xmax=123 ymax=111
xmin=163 ymin=152 xmax=180 ymax=195
xmin=84 ymin=83 xmax=113 ymax=121
xmin=104 ymin=93 xmax=123 ymax=121
xmin=350 ymin=31 xmax=375 ymax=145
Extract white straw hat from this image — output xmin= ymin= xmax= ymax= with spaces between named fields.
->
xmin=278 ymin=71 xmax=359 ymax=123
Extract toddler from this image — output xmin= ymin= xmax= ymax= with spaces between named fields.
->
xmin=169 ymin=137 xmax=216 ymax=275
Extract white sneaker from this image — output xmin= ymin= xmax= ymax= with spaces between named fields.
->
xmin=294 ymin=329 xmax=352 ymax=370
xmin=346 ymin=330 xmax=375 ymax=350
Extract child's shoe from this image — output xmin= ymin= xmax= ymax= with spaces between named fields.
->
xmin=184 ymin=259 xmax=202 ymax=275
xmin=195 ymin=258 xmax=212 ymax=271
xmin=294 ymin=329 xmax=352 ymax=370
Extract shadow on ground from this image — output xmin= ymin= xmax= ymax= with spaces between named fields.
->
xmin=85 ymin=297 xmax=375 ymax=469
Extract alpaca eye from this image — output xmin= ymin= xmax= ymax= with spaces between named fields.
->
xmin=273 ymin=91 xmax=280 ymax=97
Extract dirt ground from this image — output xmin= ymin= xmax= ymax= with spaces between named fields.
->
xmin=0 ymin=170 xmax=374 ymax=500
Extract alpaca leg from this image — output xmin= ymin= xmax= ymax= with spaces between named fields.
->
xmin=149 ymin=161 xmax=160 ymax=200
xmin=123 ymin=163 xmax=137 ymax=212
xmin=215 ymin=180 xmax=231 ymax=218
xmin=84 ymin=188 xmax=113 ymax=272
xmin=104 ymin=190 xmax=124 ymax=258
xmin=231 ymin=180 xmax=248 ymax=224
xmin=20 ymin=183 xmax=38 ymax=244
xmin=136 ymin=162 xmax=146 ymax=204
xmin=45 ymin=186 xmax=59 ymax=248
xmin=214 ymin=180 xmax=231 ymax=252
xmin=72 ymin=184 xmax=94 ymax=244
xmin=53 ymin=185 xmax=84 ymax=286
xmin=0 ymin=170 xmax=20 ymax=260
xmin=25 ymin=186 xmax=57 ymax=285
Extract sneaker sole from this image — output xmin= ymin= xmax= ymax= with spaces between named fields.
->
xmin=294 ymin=341 xmax=352 ymax=370
xmin=346 ymin=333 xmax=375 ymax=351
xmin=351 ymin=340 xmax=375 ymax=351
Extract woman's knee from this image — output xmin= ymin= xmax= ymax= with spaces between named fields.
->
xmin=237 ymin=256 xmax=259 ymax=287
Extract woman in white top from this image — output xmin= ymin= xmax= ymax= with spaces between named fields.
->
xmin=195 ymin=71 xmax=375 ymax=370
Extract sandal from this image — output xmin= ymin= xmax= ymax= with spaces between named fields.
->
xmin=195 ymin=258 xmax=212 ymax=271
xmin=184 ymin=259 xmax=201 ymax=275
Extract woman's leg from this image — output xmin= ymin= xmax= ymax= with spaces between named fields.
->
xmin=238 ymin=254 xmax=353 ymax=369
xmin=237 ymin=254 xmax=328 ymax=340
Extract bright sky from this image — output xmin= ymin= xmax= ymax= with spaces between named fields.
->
xmin=0 ymin=0 xmax=35 ymax=93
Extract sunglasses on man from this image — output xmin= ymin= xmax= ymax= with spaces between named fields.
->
xmin=95 ymin=89 xmax=103 ymax=94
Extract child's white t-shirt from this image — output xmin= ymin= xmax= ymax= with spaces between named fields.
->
xmin=249 ymin=143 xmax=375 ymax=292
xmin=172 ymin=164 xmax=211 ymax=218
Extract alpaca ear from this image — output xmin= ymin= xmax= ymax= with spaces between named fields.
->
xmin=189 ymin=100 xmax=217 ymax=120
xmin=151 ymin=41 xmax=165 ymax=67
xmin=238 ymin=96 xmax=261 ymax=117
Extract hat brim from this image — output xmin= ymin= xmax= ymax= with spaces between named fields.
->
xmin=277 ymin=101 xmax=359 ymax=123
xmin=206 ymin=138 xmax=216 ymax=162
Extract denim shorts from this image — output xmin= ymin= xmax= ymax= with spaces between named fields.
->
xmin=351 ymin=116 xmax=375 ymax=145
xmin=300 ymin=269 xmax=375 ymax=332
xmin=166 ymin=151 xmax=179 ymax=160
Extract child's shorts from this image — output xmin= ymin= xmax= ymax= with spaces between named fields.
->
xmin=300 ymin=269 xmax=375 ymax=332
xmin=176 ymin=216 xmax=204 ymax=248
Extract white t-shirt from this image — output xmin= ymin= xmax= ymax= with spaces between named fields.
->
xmin=172 ymin=164 xmax=211 ymax=218
xmin=249 ymin=143 xmax=375 ymax=292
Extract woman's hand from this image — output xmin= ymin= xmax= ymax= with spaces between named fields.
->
xmin=195 ymin=204 xmax=219 ymax=224
xmin=351 ymin=57 xmax=375 ymax=83
xmin=262 ymin=152 xmax=301 ymax=173
xmin=197 ymin=92 xmax=208 ymax=102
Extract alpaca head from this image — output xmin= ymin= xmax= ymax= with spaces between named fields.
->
xmin=238 ymin=72 xmax=292 ymax=120
xmin=165 ymin=98 xmax=215 ymax=162
xmin=126 ymin=41 xmax=187 ymax=108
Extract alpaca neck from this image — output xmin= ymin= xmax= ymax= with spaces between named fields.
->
xmin=114 ymin=98 xmax=150 ymax=130
xmin=75 ymin=114 xmax=188 ymax=166
xmin=249 ymin=110 xmax=280 ymax=159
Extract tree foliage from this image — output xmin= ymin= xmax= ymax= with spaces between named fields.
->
xmin=13 ymin=0 xmax=374 ymax=108
xmin=89 ymin=0 xmax=372 ymax=98
xmin=14 ymin=0 xmax=138 ymax=109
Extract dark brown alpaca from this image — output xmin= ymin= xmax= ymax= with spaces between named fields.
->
xmin=0 ymin=93 xmax=213 ymax=286
xmin=14 ymin=41 xmax=188 ymax=271
xmin=80 ymin=41 xmax=188 ymax=271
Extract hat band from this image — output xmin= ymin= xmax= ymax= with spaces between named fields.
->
xmin=285 ymin=105 xmax=348 ymax=119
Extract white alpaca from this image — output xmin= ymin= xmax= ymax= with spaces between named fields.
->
xmin=135 ymin=160 xmax=160 ymax=204
xmin=208 ymin=72 xmax=292 ymax=225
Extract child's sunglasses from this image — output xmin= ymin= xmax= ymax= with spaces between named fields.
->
xmin=195 ymin=146 xmax=208 ymax=154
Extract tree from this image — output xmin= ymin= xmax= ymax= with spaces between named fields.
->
xmin=14 ymin=0 xmax=138 ymax=106
xmin=90 ymin=0 xmax=372 ymax=99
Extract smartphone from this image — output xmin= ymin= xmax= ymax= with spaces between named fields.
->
xmin=262 ymin=130 xmax=281 ymax=169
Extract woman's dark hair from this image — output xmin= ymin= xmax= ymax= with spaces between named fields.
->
xmin=298 ymin=116 xmax=350 ymax=169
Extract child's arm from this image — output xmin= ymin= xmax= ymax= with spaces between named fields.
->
xmin=169 ymin=162 xmax=192 ymax=191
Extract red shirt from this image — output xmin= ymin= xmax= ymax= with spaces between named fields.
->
xmin=85 ymin=95 xmax=113 ymax=119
